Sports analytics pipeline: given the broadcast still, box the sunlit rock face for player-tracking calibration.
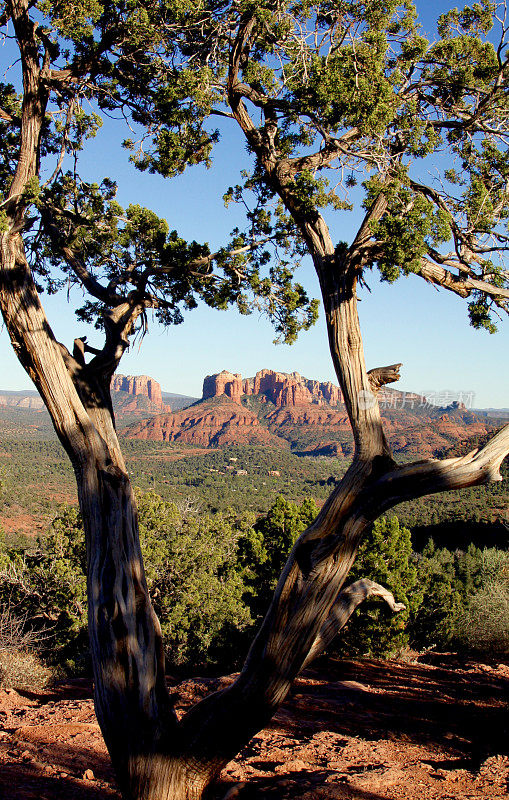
[204,369,343,407]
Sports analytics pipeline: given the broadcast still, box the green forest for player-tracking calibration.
[0,421,507,687]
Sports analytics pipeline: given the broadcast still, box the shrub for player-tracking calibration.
[413,541,509,654]
[0,493,257,672]
[455,581,509,656]
[0,648,53,690]
[338,516,421,657]
[454,548,509,656]
[137,490,254,667]
[243,495,319,618]
[412,539,463,649]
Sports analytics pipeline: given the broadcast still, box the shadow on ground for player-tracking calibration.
[1,654,508,800]
[272,655,509,768]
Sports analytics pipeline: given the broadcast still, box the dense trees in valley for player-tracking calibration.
[2,495,507,685]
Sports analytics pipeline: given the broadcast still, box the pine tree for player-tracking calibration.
[340,517,420,656]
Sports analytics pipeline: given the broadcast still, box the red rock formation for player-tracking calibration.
[112,374,164,407]
[126,396,286,448]
[203,371,244,403]
[319,381,342,406]
[125,370,492,456]
[204,368,344,408]
[277,378,313,407]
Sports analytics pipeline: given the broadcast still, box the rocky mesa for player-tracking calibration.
[125,369,493,457]
[111,374,170,416]
[127,395,285,448]
[203,369,342,407]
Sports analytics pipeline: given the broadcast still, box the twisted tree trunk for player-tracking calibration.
[3,212,509,800]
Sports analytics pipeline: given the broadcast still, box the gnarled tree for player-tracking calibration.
[1,0,509,799]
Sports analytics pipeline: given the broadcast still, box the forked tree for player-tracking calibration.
[1,0,509,798]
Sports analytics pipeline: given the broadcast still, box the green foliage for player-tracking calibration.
[4,0,507,344]
[413,540,509,654]
[411,539,463,648]
[1,0,320,352]
[172,0,509,331]
[245,495,318,617]
[0,507,88,670]
[136,490,254,667]
[339,517,421,657]
[2,476,508,669]
[0,494,258,671]
[371,183,451,281]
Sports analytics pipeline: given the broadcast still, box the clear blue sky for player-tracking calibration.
[1,2,508,407]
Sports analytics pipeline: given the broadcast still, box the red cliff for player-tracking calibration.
[203,371,244,404]
[123,369,491,457]
[111,374,168,413]
[126,396,286,448]
[204,369,343,407]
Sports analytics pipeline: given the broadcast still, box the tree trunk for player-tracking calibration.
[3,211,509,800]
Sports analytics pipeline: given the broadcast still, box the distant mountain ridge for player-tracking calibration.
[0,389,44,410]
[0,368,504,455]
[126,369,497,458]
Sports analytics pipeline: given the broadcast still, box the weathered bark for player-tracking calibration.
[0,229,174,794]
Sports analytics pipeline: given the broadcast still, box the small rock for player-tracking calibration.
[221,782,246,799]
[429,769,446,780]
[83,768,95,781]
[275,758,309,774]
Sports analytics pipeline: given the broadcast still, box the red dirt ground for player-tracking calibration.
[0,654,507,800]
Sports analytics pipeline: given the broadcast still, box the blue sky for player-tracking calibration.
[1,2,508,407]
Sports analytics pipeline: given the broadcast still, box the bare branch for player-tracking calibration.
[368,363,402,394]
[303,578,405,668]
[370,425,509,513]
[415,258,509,308]
[59,244,126,306]
[0,107,14,122]
[278,127,361,180]
[42,98,75,188]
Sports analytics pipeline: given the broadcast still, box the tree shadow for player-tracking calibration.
[211,773,394,799]
[269,656,509,769]
[3,655,508,799]
[0,737,119,800]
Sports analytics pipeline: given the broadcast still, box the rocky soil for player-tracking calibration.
[1,654,508,800]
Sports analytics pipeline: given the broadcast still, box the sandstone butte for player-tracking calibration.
[111,374,170,414]
[125,370,492,457]
[202,369,342,407]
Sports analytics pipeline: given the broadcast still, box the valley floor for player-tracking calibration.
[0,654,508,799]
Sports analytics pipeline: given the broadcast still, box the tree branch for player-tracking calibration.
[60,244,126,307]
[303,578,405,668]
[0,107,15,123]
[368,425,509,514]
[415,257,509,308]
[367,363,402,394]
[277,127,361,180]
